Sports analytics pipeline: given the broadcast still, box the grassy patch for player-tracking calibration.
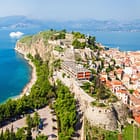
[91,101,107,107]
[20,35,33,46]
[122,124,140,140]
[54,45,64,52]
[39,30,56,45]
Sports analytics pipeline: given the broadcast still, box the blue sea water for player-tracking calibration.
[88,31,140,51]
[0,30,32,103]
[0,27,140,103]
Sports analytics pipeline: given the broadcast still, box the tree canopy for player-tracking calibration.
[54,81,77,140]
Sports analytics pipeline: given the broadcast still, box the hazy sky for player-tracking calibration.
[0,0,139,20]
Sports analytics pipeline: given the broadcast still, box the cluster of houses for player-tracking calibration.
[99,48,140,124]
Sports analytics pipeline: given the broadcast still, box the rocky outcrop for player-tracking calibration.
[15,38,53,62]
[112,101,129,125]
[74,47,94,61]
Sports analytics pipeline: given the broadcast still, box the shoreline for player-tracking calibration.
[20,57,37,97]
[14,48,37,99]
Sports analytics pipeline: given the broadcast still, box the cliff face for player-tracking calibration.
[15,38,53,62]
[15,31,96,64]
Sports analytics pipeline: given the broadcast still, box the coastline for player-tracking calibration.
[14,48,37,99]
[20,57,37,97]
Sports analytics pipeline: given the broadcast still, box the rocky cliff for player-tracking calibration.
[15,33,54,62]
[15,30,97,63]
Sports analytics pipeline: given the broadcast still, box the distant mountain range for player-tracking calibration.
[0,15,42,29]
[0,15,140,32]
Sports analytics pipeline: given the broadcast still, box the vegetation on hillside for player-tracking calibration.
[54,80,77,140]
[54,45,64,52]
[72,39,86,49]
[0,52,77,139]
[72,31,85,39]
[20,35,33,46]
[71,31,99,50]
[81,76,118,103]
[19,29,66,46]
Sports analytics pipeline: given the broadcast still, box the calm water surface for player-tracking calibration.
[0,29,31,103]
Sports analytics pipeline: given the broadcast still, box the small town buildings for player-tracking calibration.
[115,68,123,80]
[133,90,140,99]
[122,74,130,87]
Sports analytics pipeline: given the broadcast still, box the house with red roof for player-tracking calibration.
[111,80,123,93]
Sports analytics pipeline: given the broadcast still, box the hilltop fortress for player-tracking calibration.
[16,30,131,131]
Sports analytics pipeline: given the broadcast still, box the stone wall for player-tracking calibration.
[85,105,118,131]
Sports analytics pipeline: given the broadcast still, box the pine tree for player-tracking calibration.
[4,128,10,140]
[0,129,4,140]
[26,127,32,140]
[10,125,16,140]
[26,114,32,128]
[33,112,40,130]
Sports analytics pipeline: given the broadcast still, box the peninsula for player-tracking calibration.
[0,29,140,140]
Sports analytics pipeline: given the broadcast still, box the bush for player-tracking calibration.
[54,45,64,52]
[62,73,66,78]
[72,32,85,39]
[72,39,86,49]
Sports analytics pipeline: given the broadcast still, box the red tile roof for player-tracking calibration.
[117,89,128,94]
[100,77,106,82]
[112,80,122,86]
[134,116,140,123]
[133,90,140,98]
[130,95,140,106]
[133,106,140,123]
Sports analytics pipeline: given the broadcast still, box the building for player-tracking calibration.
[62,61,91,80]
[115,89,129,104]
[111,80,123,93]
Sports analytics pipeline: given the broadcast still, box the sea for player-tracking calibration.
[0,28,140,103]
[0,28,40,103]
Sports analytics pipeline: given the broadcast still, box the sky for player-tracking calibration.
[0,0,140,21]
